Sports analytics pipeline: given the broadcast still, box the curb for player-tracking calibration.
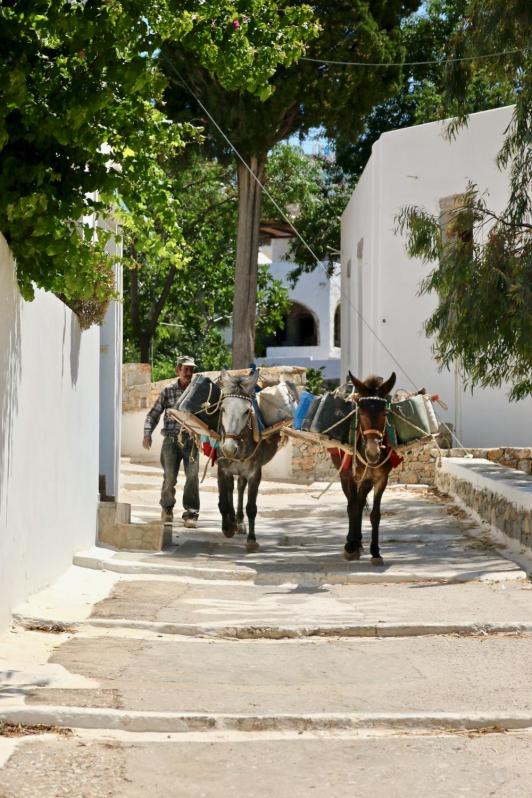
[13,614,532,640]
[2,706,532,734]
[72,553,527,585]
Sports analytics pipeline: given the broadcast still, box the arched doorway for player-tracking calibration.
[257,302,319,354]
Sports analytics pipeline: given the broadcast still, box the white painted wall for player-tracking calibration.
[256,238,341,380]
[0,234,100,631]
[122,410,163,463]
[341,106,532,447]
[99,225,123,500]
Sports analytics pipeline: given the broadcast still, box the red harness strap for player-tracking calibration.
[327,438,403,472]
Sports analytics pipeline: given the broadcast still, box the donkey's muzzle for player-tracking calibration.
[221,437,239,458]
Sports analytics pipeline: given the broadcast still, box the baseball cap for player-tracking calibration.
[176,355,196,368]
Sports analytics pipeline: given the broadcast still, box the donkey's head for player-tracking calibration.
[348,371,396,465]
[219,369,259,458]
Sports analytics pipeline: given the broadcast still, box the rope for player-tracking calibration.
[316,404,359,435]
[300,47,530,68]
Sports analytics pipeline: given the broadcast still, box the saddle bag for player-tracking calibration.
[174,374,221,435]
[309,392,354,444]
[391,394,432,444]
[256,382,298,428]
[294,391,318,431]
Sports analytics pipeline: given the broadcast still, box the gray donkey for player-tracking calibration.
[217,369,281,552]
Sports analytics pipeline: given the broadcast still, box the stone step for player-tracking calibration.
[2,730,531,798]
[15,635,532,716]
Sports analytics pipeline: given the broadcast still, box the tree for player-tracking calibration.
[122,153,291,371]
[261,1,517,291]
[397,0,531,399]
[262,142,354,275]
[335,0,517,177]
[163,0,420,367]
[0,1,314,325]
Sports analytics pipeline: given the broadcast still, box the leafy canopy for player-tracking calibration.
[123,153,291,372]
[397,0,531,399]
[0,0,315,322]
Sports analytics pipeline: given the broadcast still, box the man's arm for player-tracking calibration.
[143,389,167,449]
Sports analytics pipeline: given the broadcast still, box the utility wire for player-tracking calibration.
[161,51,472,449]
[162,53,421,389]
[301,47,529,68]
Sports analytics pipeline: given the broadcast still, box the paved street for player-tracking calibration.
[1,460,532,796]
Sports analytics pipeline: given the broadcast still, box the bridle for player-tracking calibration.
[219,393,254,447]
[354,395,392,474]
[357,395,388,443]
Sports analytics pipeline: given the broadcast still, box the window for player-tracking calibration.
[333,303,341,348]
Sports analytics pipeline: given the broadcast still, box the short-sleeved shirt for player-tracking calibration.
[144,380,187,438]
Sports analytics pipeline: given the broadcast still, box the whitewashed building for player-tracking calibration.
[0,224,123,631]
[255,236,341,381]
[341,105,531,447]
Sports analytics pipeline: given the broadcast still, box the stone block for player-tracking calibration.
[97,501,166,551]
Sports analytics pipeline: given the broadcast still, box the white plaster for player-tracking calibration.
[440,458,532,511]
[122,409,163,462]
[0,234,100,632]
[99,224,123,499]
[255,237,341,380]
[13,564,120,623]
[341,105,532,446]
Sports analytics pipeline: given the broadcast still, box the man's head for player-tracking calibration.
[176,355,196,388]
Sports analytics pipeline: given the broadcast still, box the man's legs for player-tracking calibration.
[160,437,182,518]
[181,441,200,521]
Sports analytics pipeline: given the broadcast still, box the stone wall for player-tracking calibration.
[435,458,532,552]
[288,441,532,486]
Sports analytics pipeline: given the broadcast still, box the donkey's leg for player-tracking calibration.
[217,468,237,537]
[343,476,372,561]
[245,469,261,553]
[369,475,389,565]
[236,476,247,534]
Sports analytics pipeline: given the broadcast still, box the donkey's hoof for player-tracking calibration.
[246,540,260,553]
[222,529,235,538]
[371,556,384,566]
[343,547,361,561]
[237,522,247,535]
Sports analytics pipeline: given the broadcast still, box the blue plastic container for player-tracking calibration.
[294,391,318,430]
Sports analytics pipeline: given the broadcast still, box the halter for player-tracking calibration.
[219,393,255,447]
[357,395,388,440]
[352,394,392,479]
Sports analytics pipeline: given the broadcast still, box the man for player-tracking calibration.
[143,355,200,527]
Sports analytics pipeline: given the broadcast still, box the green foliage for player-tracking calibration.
[397,0,531,400]
[335,0,518,177]
[123,153,290,370]
[304,366,326,395]
[0,1,316,323]
[263,143,354,274]
[397,187,531,401]
[163,1,419,361]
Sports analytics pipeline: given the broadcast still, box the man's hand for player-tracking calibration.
[142,435,152,450]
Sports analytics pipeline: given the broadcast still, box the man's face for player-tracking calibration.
[177,364,194,387]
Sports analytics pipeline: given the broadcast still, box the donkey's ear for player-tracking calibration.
[348,371,368,395]
[219,367,230,389]
[379,372,397,397]
[241,368,260,395]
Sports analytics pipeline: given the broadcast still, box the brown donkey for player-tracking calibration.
[330,372,397,564]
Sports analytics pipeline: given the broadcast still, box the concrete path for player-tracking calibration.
[1,461,532,796]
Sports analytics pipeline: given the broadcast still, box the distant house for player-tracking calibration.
[255,226,341,382]
[341,105,532,447]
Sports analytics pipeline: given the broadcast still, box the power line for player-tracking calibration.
[161,53,424,390]
[301,47,529,68]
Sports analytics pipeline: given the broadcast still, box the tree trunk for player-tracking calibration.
[232,156,266,368]
[139,333,152,364]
